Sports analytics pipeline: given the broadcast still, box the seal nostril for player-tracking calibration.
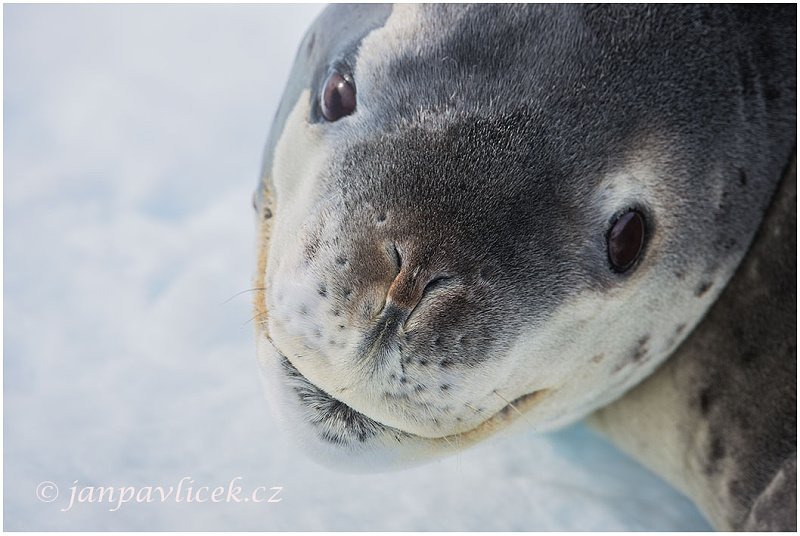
[398,274,454,331]
[421,275,452,297]
[387,242,402,273]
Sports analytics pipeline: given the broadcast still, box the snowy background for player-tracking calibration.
[4,4,712,531]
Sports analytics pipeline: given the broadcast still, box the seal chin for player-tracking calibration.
[255,334,549,472]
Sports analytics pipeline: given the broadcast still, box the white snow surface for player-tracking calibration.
[4,4,712,531]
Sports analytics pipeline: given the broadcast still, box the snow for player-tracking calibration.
[3,4,711,531]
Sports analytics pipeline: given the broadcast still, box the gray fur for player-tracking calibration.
[254,4,796,530]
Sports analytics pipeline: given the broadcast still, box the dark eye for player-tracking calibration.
[607,210,645,273]
[321,72,356,121]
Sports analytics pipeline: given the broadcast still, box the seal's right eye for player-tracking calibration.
[321,72,356,121]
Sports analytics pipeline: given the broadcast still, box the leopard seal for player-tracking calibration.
[252,4,796,530]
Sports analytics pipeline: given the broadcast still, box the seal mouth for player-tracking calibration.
[265,337,549,450]
[276,350,400,445]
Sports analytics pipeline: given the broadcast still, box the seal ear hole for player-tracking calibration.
[607,210,645,273]
[321,71,356,122]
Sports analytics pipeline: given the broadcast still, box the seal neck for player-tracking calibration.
[587,155,797,531]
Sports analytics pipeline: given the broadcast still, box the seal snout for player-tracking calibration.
[355,246,458,364]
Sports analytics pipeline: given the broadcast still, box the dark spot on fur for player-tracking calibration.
[731,325,757,364]
[299,305,309,315]
[632,335,650,362]
[695,280,712,297]
[739,168,748,186]
[704,437,726,475]
[478,266,495,282]
[675,323,687,336]
[419,359,428,366]
[376,212,387,223]
[764,85,781,102]
[728,478,749,502]
[341,288,352,299]
[699,387,714,415]
[263,207,273,219]
[740,349,758,365]
[439,358,453,369]
[440,384,450,391]
[317,284,327,298]
[591,354,605,364]
[303,235,321,262]
[305,31,316,54]
[335,256,347,266]
[332,309,341,317]
[433,337,442,347]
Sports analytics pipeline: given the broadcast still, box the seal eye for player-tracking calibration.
[321,72,356,121]
[608,210,645,272]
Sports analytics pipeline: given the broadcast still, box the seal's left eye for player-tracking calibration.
[607,210,645,273]
[321,72,356,121]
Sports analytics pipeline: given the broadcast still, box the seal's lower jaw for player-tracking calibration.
[255,333,548,472]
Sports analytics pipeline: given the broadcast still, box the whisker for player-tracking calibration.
[493,390,540,435]
[464,402,485,417]
[243,309,269,328]
[221,287,267,306]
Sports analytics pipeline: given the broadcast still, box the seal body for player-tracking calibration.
[253,4,796,528]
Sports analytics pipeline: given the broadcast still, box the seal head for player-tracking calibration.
[253,4,796,469]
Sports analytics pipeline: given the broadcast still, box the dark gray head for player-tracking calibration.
[253,4,796,468]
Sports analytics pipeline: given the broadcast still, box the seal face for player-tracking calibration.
[253,4,796,469]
